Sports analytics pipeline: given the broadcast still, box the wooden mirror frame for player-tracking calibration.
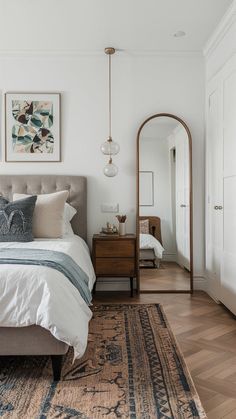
[136,113,193,294]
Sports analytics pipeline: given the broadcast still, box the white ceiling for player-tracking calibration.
[0,0,233,52]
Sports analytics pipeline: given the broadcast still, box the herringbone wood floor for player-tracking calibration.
[140,262,190,291]
[94,291,236,418]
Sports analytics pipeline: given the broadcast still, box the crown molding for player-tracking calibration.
[0,49,103,58]
[123,49,202,58]
[0,49,203,59]
[204,0,236,58]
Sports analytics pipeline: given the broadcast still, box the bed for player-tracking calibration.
[139,216,164,268]
[0,175,95,380]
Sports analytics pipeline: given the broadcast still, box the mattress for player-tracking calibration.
[140,233,165,259]
[0,235,96,359]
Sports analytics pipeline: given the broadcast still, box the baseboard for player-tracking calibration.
[193,276,207,291]
[203,276,221,303]
[96,278,137,292]
[205,288,220,304]
[96,276,207,292]
[163,253,177,262]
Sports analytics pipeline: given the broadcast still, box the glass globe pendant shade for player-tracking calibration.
[102,47,120,176]
[101,137,120,156]
[103,158,118,177]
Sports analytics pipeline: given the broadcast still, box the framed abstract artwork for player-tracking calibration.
[5,92,61,162]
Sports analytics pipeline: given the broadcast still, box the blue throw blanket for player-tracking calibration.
[0,248,92,305]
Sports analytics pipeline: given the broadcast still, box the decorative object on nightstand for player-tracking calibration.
[101,222,118,235]
[116,214,127,236]
[92,234,137,297]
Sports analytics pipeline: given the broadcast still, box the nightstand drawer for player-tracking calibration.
[95,240,135,258]
[96,258,135,276]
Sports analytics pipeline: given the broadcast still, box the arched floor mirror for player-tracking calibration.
[136,113,193,293]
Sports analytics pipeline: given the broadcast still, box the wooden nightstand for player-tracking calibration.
[92,234,137,297]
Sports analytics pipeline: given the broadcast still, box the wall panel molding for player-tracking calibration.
[204,1,236,59]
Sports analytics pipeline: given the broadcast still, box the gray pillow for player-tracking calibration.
[0,195,37,242]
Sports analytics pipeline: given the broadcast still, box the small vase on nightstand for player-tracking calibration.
[119,222,126,236]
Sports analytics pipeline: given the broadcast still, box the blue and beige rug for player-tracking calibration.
[0,304,206,418]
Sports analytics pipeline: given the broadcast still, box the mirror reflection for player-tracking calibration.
[139,115,191,292]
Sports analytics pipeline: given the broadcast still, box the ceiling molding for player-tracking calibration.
[0,49,203,59]
[125,50,203,58]
[204,0,236,58]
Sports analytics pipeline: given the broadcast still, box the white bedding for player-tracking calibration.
[0,235,96,359]
[140,233,165,259]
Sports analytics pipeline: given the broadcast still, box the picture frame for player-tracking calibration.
[5,92,61,162]
[139,171,154,206]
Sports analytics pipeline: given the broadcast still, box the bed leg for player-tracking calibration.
[130,277,134,297]
[92,279,97,295]
[51,355,63,381]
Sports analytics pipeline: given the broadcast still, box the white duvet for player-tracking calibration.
[140,233,165,259]
[0,235,96,359]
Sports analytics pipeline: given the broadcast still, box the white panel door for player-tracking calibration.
[205,88,223,299]
[175,127,190,270]
[221,177,236,314]
[223,71,236,178]
[221,70,236,315]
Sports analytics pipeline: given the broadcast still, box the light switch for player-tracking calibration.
[101,203,119,213]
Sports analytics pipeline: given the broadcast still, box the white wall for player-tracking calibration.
[0,52,205,280]
[140,137,177,259]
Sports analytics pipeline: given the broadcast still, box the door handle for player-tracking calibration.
[180,204,187,208]
[214,206,223,210]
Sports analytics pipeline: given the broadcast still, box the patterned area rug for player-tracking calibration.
[0,304,206,418]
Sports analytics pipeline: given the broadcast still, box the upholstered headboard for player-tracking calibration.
[0,175,87,241]
[139,216,162,245]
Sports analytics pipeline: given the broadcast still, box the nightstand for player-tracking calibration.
[92,234,137,297]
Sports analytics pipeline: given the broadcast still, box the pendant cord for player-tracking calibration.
[109,53,112,139]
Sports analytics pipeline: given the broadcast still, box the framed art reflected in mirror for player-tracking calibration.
[140,171,154,206]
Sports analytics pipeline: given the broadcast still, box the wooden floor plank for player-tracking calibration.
[222,407,236,419]
[140,262,190,291]
[207,399,236,419]
[94,290,236,417]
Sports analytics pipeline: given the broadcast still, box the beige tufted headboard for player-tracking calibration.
[0,175,87,241]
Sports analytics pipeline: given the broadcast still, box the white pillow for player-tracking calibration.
[63,203,77,236]
[13,191,69,238]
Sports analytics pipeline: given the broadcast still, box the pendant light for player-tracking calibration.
[101,47,120,177]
